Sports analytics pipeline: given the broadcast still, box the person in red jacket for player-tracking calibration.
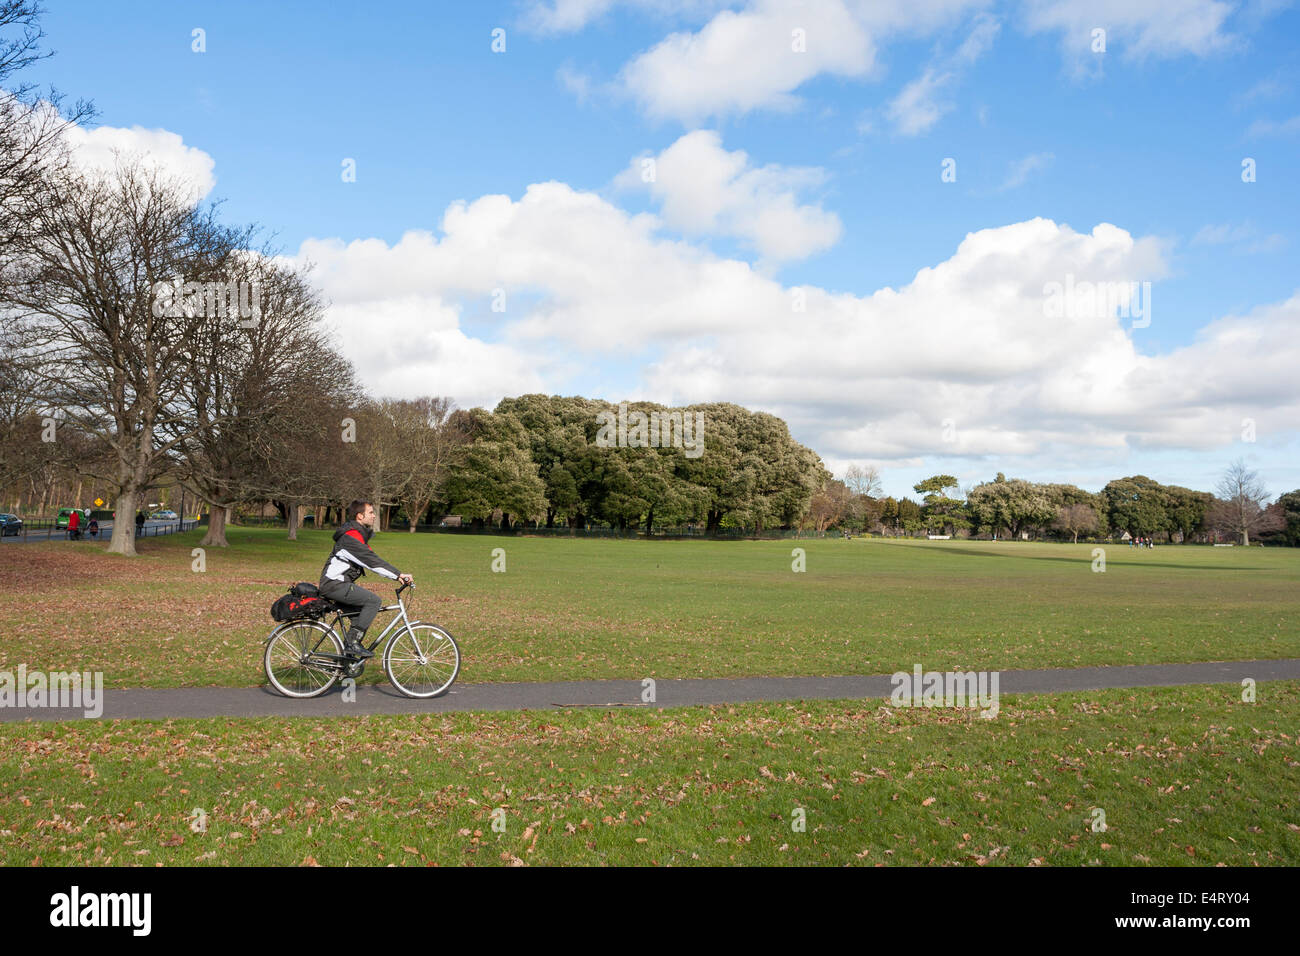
[67,508,80,539]
[319,500,413,659]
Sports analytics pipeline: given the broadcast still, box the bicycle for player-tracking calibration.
[263,582,460,700]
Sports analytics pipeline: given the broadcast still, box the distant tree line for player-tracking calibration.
[810,464,1297,546]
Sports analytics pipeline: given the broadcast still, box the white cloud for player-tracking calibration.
[520,0,729,34]
[288,175,1300,469]
[1246,114,1300,136]
[543,0,1284,123]
[612,0,989,124]
[322,295,549,409]
[614,130,842,265]
[1021,0,1239,61]
[954,11,1001,63]
[885,13,998,136]
[1235,74,1288,108]
[64,122,217,199]
[887,69,955,136]
[522,0,621,32]
[998,151,1054,190]
[1191,222,1285,253]
[619,0,879,124]
[556,62,594,104]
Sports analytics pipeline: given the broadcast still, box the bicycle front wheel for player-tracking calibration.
[384,623,460,698]
[264,620,344,698]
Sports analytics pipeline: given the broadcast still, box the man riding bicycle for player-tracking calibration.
[320,500,414,659]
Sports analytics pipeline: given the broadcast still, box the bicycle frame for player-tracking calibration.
[321,582,423,657]
[328,594,412,653]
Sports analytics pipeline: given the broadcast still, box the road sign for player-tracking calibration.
[94,497,104,507]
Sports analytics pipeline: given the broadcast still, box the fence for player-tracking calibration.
[0,518,200,543]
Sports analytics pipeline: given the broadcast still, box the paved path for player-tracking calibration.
[3,658,1297,722]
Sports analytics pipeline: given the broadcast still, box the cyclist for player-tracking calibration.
[319,499,414,659]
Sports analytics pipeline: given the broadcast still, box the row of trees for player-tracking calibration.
[807,466,1298,546]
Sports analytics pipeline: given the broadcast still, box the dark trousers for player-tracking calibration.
[319,580,383,632]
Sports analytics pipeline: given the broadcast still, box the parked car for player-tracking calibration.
[0,513,22,536]
[56,508,78,529]
[150,510,179,520]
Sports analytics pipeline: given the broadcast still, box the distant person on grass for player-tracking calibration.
[319,500,414,659]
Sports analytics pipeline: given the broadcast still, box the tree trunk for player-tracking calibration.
[108,488,138,556]
[201,504,229,547]
[287,503,299,540]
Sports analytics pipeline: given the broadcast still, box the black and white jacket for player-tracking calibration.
[320,521,402,586]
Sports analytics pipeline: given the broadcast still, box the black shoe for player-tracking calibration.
[344,631,374,660]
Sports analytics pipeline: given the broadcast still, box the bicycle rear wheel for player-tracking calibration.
[264,620,344,698]
[384,623,460,698]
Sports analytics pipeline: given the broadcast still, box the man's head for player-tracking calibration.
[347,499,376,528]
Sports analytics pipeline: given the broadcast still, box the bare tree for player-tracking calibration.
[842,462,883,530]
[383,396,467,531]
[176,254,356,545]
[4,160,254,554]
[1209,459,1284,546]
[0,2,94,259]
[262,354,364,541]
[843,463,882,498]
[1052,502,1098,544]
[0,1,94,499]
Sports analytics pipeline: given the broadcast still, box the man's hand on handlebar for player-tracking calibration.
[398,573,414,586]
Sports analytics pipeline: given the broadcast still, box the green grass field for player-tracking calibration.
[0,528,1296,687]
[2,529,1296,866]
[2,682,1297,866]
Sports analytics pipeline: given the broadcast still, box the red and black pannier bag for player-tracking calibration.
[270,582,332,622]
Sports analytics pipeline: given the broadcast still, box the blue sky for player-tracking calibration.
[23,0,1300,499]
